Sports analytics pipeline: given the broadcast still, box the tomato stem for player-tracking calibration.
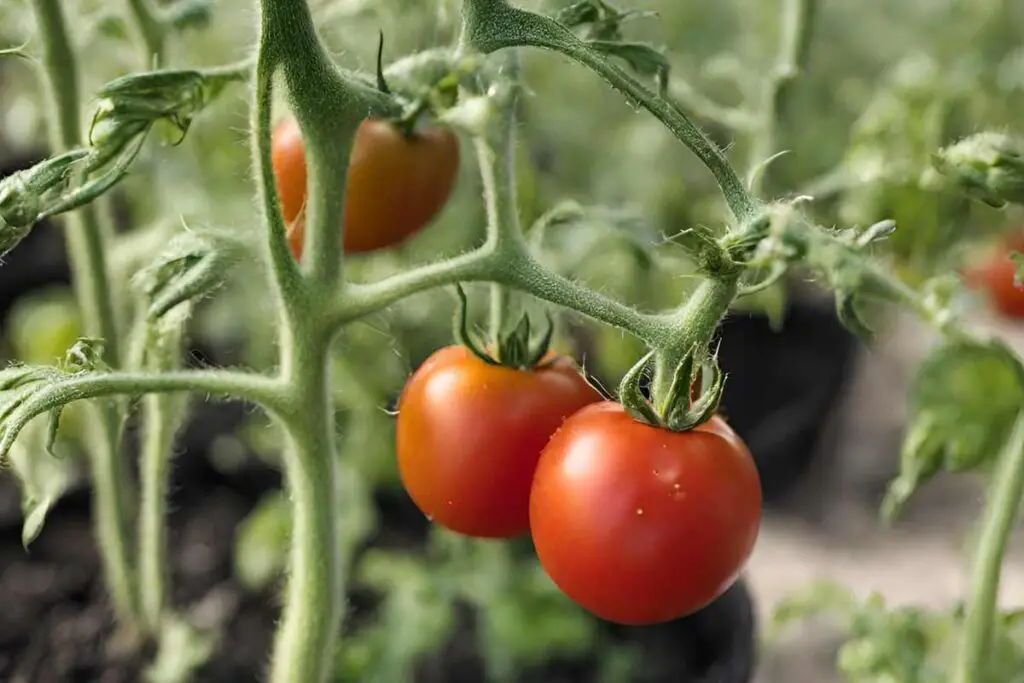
[953,411,1024,683]
[747,0,819,197]
[28,0,139,633]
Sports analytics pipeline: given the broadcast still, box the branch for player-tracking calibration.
[0,369,284,460]
[459,0,759,223]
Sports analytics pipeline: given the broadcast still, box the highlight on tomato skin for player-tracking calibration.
[394,345,603,539]
[270,117,460,259]
[529,401,762,626]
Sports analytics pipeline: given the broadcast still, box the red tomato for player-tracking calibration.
[529,402,762,625]
[965,250,1024,319]
[271,117,460,258]
[396,345,602,539]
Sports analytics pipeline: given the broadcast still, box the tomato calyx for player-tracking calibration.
[373,32,462,139]
[453,284,555,370]
[617,346,725,431]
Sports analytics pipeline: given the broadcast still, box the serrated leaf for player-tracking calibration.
[884,340,1024,521]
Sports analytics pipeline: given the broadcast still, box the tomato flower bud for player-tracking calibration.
[933,131,1024,208]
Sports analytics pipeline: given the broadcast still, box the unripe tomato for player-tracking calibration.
[395,345,602,539]
[529,402,762,625]
[271,117,460,257]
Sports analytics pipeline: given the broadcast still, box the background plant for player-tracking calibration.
[0,0,1023,682]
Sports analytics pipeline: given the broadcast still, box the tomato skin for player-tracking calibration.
[271,118,460,258]
[966,251,1024,319]
[529,402,762,625]
[396,345,602,539]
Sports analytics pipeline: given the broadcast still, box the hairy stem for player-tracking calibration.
[269,324,340,683]
[459,0,758,223]
[137,389,188,631]
[29,0,135,628]
[952,412,1024,683]
[748,0,819,196]
[251,39,305,317]
[649,276,739,409]
[123,0,167,66]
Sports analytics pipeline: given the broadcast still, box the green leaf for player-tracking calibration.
[883,339,1024,522]
[146,615,217,683]
[7,418,79,548]
[233,490,291,592]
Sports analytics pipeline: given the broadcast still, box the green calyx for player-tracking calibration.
[374,33,482,138]
[452,284,554,371]
[617,346,725,432]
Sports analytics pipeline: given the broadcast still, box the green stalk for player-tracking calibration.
[650,276,739,410]
[748,0,819,197]
[123,0,167,66]
[952,411,1024,683]
[29,0,137,629]
[137,346,189,632]
[268,323,340,683]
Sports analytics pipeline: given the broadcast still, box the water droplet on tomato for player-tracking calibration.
[446,500,453,506]
[636,508,644,516]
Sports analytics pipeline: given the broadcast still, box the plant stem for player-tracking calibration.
[136,317,190,633]
[952,411,1024,683]
[269,324,340,683]
[459,0,759,223]
[649,276,739,409]
[138,389,188,631]
[489,284,511,339]
[123,0,167,66]
[748,0,819,197]
[29,0,137,629]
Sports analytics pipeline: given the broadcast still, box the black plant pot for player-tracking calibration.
[599,577,757,683]
[715,300,861,506]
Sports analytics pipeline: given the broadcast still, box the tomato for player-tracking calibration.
[529,402,762,625]
[271,117,460,258]
[396,345,602,539]
[965,250,1024,319]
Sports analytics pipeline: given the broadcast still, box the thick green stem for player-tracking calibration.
[269,324,340,683]
[489,284,511,339]
[123,0,167,66]
[748,0,819,197]
[649,276,739,409]
[952,411,1024,683]
[137,390,188,631]
[29,0,136,628]
[257,0,394,290]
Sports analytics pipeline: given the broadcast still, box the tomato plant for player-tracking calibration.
[529,402,762,625]
[395,344,601,538]
[271,117,460,258]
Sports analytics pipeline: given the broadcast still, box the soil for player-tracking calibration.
[0,401,756,683]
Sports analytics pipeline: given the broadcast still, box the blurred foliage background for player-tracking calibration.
[0,0,1023,680]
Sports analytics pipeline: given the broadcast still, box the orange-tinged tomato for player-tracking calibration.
[965,248,1024,319]
[271,117,460,258]
[395,345,602,539]
[529,402,762,625]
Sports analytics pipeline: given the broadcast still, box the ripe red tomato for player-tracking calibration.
[396,345,602,539]
[965,250,1024,319]
[529,402,762,625]
[271,117,459,258]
